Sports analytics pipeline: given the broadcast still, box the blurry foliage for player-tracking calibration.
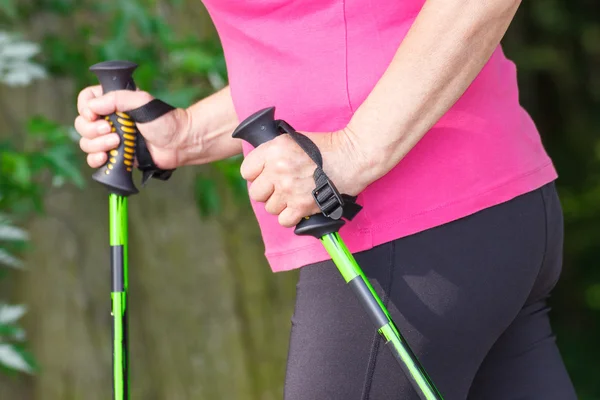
[0,31,46,86]
[0,10,84,375]
[0,0,239,377]
[503,2,600,398]
[0,114,83,376]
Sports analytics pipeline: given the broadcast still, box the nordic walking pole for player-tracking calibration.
[89,60,140,400]
[232,107,443,400]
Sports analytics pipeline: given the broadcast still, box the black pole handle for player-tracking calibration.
[89,60,140,196]
[232,107,345,237]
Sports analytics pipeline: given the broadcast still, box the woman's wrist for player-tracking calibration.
[173,86,242,167]
[171,106,203,167]
[306,129,374,197]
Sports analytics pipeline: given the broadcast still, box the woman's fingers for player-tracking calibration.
[265,192,287,215]
[278,207,302,228]
[86,152,108,169]
[80,133,120,168]
[79,134,120,154]
[248,174,275,203]
[77,85,103,121]
[74,115,113,139]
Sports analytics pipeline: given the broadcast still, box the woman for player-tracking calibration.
[74,0,578,398]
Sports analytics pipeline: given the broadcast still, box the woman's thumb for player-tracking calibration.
[87,90,154,117]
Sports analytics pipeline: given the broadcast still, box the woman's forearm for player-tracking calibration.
[345,0,522,187]
[180,85,242,166]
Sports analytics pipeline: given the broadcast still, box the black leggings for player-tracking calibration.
[283,182,578,399]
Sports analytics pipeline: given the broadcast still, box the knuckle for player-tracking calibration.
[77,88,91,104]
[248,184,258,200]
[79,137,89,152]
[273,158,289,173]
[265,202,277,215]
[104,91,115,102]
[239,158,255,181]
[278,213,290,227]
[249,182,265,202]
[240,164,249,180]
[133,91,153,107]
[301,195,316,209]
[280,211,299,228]
[74,116,83,133]
[280,176,294,192]
[139,91,153,101]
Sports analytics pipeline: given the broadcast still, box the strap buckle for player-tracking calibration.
[136,135,175,185]
[312,177,345,220]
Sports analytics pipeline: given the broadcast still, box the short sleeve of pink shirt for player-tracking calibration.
[201,0,558,272]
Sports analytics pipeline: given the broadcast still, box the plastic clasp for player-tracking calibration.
[312,179,345,220]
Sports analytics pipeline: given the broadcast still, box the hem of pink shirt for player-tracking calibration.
[264,161,559,273]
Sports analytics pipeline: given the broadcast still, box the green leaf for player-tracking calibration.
[0,304,27,325]
[121,1,153,37]
[152,87,202,109]
[2,153,31,187]
[585,283,600,311]
[194,175,221,217]
[0,323,25,341]
[42,146,85,189]
[0,248,23,269]
[0,0,17,19]
[214,157,248,204]
[0,213,12,225]
[26,116,61,139]
[0,344,33,374]
[0,224,29,242]
[44,0,74,14]
[169,48,220,74]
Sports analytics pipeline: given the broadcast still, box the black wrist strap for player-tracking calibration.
[276,120,362,221]
[125,99,177,185]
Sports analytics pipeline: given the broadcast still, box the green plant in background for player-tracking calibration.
[0,30,45,377]
[0,26,84,376]
[0,116,85,375]
[0,0,239,379]
[0,214,35,376]
[0,116,84,377]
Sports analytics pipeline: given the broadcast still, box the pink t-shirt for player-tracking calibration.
[202,0,558,272]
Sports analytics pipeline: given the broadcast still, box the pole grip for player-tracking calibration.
[232,107,345,236]
[89,60,140,196]
[231,107,280,147]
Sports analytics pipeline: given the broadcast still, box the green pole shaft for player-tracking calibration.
[321,233,443,400]
[110,194,129,400]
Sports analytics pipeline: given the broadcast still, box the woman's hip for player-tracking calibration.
[285,181,565,399]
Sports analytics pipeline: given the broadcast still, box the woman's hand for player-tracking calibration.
[240,129,368,227]
[74,86,195,170]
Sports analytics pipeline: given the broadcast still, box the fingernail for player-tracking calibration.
[98,124,110,134]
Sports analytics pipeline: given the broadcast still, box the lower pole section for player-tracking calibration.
[110,194,129,400]
[112,292,128,399]
[320,233,443,400]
